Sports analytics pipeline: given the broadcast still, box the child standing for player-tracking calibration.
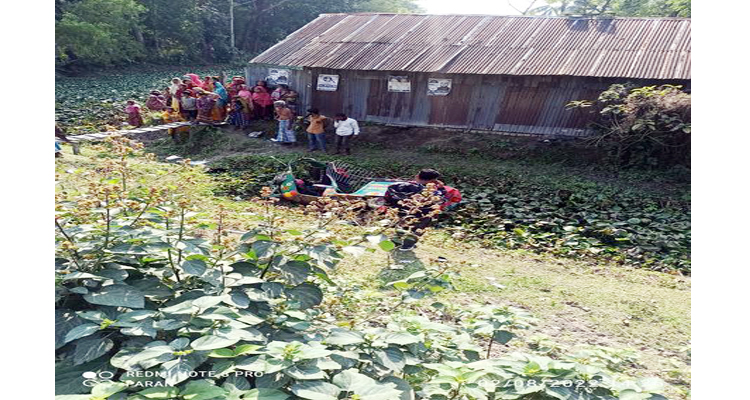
[125,100,144,127]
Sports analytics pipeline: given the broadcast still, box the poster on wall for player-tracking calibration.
[266,68,290,85]
[316,74,339,91]
[427,78,452,96]
[387,76,411,92]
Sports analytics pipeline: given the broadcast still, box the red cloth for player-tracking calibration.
[440,185,462,210]
[252,90,273,107]
[185,73,205,89]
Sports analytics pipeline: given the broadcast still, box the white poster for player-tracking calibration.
[387,76,411,92]
[427,78,452,96]
[316,74,339,91]
[267,68,290,85]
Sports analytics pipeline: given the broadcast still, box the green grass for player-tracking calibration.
[56,129,691,399]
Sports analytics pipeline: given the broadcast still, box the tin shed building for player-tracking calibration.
[246,13,691,136]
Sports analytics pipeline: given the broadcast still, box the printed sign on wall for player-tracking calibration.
[427,78,452,96]
[316,74,339,91]
[266,68,290,85]
[387,76,411,92]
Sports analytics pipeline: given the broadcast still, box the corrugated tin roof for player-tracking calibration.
[250,13,690,80]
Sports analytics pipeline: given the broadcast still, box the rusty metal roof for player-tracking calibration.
[250,13,690,80]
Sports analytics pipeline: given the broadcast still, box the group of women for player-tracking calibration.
[127,73,299,130]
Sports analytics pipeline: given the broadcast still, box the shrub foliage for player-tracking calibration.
[56,138,669,399]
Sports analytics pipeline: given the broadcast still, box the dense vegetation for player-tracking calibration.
[206,150,690,274]
[55,0,689,72]
[568,84,691,170]
[518,0,690,17]
[55,138,673,399]
[55,0,423,71]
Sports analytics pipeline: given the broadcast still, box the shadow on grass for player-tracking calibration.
[377,250,426,288]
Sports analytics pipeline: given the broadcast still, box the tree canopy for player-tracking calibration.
[55,0,423,70]
[55,0,689,71]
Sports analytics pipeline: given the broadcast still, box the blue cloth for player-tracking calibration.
[276,120,296,143]
[307,133,326,151]
[214,82,229,106]
[55,141,62,153]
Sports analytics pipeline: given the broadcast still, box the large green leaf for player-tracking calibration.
[161,355,199,386]
[277,261,311,285]
[286,283,323,309]
[55,358,114,395]
[136,386,180,399]
[72,334,114,365]
[383,332,421,345]
[191,335,240,351]
[290,380,341,400]
[243,388,290,400]
[332,369,403,400]
[182,259,208,276]
[180,379,228,400]
[91,381,127,398]
[83,284,145,308]
[373,347,406,372]
[63,323,100,345]
[56,309,84,349]
[325,328,365,346]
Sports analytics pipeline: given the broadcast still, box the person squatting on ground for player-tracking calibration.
[333,113,360,155]
[384,169,462,250]
[305,108,327,152]
[125,100,144,127]
[273,100,296,145]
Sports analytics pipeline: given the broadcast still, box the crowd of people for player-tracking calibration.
[126,73,361,154]
[127,73,299,128]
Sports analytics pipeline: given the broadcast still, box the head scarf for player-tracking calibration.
[214,81,229,105]
[238,85,252,102]
[184,73,205,89]
[145,95,167,111]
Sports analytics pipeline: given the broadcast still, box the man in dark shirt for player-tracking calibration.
[384,169,449,250]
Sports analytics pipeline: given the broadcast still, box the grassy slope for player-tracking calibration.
[55,135,691,399]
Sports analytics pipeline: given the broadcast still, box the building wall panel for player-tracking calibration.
[248,64,687,137]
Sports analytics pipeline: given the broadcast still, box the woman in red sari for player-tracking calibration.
[125,101,144,127]
[251,86,273,120]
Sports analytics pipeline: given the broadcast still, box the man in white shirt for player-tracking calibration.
[333,113,360,155]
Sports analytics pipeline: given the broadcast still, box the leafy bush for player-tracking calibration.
[207,153,690,273]
[568,84,691,170]
[56,139,669,399]
[56,0,147,67]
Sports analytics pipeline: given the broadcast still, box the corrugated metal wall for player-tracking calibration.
[248,63,688,136]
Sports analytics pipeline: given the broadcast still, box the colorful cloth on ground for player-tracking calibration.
[351,181,403,197]
[441,185,462,210]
